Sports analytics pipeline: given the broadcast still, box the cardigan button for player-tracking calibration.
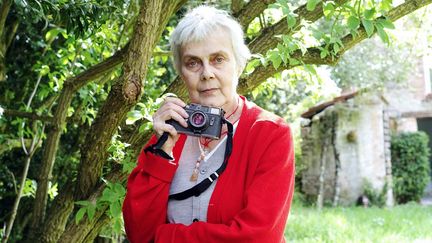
[193,218,199,223]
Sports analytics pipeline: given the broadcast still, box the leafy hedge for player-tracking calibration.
[391,132,431,204]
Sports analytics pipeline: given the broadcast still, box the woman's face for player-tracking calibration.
[180,29,238,111]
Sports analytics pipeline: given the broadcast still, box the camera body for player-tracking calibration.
[167,103,225,139]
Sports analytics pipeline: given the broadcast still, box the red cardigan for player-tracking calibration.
[122,97,295,243]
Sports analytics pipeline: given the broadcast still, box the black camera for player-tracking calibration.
[167,103,225,139]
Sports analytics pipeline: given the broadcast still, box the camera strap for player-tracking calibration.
[169,118,233,200]
[144,132,175,160]
[143,119,234,200]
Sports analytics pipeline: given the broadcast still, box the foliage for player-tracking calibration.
[75,181,126,234]
[285,203,432,242]
[262,0,396,70]
[0,1,134,240]
[362,180,387,207]
[391,132,431,204]
[330,36,417,90]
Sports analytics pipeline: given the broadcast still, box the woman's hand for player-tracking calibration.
[152,97,189,155]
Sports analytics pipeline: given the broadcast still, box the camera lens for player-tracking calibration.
[189,111,207,128]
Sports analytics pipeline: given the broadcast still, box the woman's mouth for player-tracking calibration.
[201,88,218,94]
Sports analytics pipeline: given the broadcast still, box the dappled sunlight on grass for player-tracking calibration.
[285,203,432,242]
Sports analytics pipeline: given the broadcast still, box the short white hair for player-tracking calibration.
[170,5,251,77]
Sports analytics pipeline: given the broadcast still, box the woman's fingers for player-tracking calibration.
[167,109,188,127]
[153,97,189,137]
[154,105,188,126]
[163,96,186,108]
[154,122,178,137]
[162,102,189,120]
[151,97,188,154]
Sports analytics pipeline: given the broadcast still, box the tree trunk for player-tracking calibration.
[29,45,128,234]
[0,0,14,81]
[29,86,75,237]
[317,139,328,210]
[27,1,186,242]
[35,183,75,243]
[383,110,394,207]
[332,115,341,207]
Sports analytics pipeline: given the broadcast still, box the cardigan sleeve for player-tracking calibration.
[122,135,180,243]
[153,124,295,243]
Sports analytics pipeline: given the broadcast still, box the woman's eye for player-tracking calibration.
[187,60,198,67]
[215,57,224,63]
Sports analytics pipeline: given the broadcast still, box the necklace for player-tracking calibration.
[199,97,241,148]
[190,139,208,181]
[190,97,241,182]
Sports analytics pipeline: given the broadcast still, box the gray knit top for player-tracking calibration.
[167,122,238,225]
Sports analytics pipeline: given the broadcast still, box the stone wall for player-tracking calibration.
[301,94,387,205]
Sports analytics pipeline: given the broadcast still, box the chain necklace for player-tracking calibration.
[190,97,241,182]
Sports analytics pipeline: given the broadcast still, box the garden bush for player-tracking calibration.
[391,132,431,204]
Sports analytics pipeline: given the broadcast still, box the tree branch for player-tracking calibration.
[32,2,188,242]
[67,44,128,90]
[0,0,12,38]
[30,42,128,233]
[59,166,127,242]
[339,0,432,55]
[5,19,18,49]
[0,138,39,156]
[239,0,432,94]
[231,0,244,15]
[75,0,165,201]
[234,0,275,28]
[3,109,54,123]
[248,0,349,54]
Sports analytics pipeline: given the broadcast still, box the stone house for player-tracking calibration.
[300,56,432,206]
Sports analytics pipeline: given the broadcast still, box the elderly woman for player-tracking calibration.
[122,5,294,243]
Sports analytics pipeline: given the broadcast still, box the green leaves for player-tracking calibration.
[391,132,431,204]
[323,2,335,18]
[126,110,144,125]
[375,18,395,43]
[361,19,374,37]
[361,8,377,37]
[108,134,130,163]
[22,179,37,198]
[287,14,297,29]
[75,200,97,224]
[126,101,157,125]
[269,0,298,29]
[307,0,321,11]
[75,181,126,233]
[347,16,360,30]
[265,35,308,70]
[244,54,267,75]
[268,50,283,70]
[360,17,395,43]
[364,8,376,20]
[98,182,126,234]
[377,18,395,29]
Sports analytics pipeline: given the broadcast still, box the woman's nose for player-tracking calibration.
[200,63,215,81]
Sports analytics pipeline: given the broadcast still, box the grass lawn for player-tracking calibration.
[285,203,432,242]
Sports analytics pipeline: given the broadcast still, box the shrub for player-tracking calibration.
[362,180,387,207]
[391,132,431,204]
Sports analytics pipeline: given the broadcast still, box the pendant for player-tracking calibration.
[190,169,198,181]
